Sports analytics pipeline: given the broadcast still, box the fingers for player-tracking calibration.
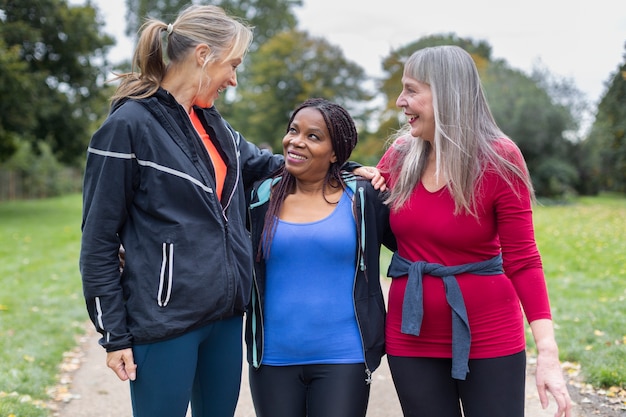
[106,348,137,381]
[551,386,572,417]
[371,175,387,192]
[536,375,573,417]
[536,384,549,409]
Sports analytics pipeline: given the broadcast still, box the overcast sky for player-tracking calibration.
[88,0,625,107]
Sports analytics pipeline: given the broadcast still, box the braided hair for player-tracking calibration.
[258,98,358,260]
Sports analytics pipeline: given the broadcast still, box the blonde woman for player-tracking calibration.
[79,5,282,416]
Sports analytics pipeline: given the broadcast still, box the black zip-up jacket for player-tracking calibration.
[245,174,397,376]
[79,88,283,351]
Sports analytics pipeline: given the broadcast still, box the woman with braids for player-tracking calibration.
[78,5,285,417]
[377,46,572,416]
[246,98,396,417]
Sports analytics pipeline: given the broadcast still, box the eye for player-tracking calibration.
[308,134,320,141]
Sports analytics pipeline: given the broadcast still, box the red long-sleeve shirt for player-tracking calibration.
[379,140,552,359]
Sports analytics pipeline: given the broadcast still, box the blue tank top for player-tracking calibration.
[262,190,364,365]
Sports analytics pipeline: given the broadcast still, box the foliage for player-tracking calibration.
[482,60,580,197]
[0,38,32,160]
[0,141,82,199]
[215,0,302,51]
[531,157,579,198]
[584,42,626,193]
[227,30,372,151]
[0,194,85,416]
[0,0,115,165]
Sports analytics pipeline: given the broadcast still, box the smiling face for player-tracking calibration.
[282,107,337,182]
[396,76,435,142]
[194,55,242,108]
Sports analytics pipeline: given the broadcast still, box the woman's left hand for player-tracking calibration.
[535,350,572,417]
[354,166,387,192]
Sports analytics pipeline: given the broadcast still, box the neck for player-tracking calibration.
[293,177,341,197]
[161,67,197,113]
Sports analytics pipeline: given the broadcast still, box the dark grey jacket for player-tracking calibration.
[245,174,396,376]
[80,88,282,351]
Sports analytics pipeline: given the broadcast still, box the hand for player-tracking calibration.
[353,166,387,192]
[535,351,572,417]
[106,348,137,381]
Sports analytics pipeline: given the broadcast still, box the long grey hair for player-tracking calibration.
[382,45,534,216]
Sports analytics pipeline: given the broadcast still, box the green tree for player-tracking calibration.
[0,38,32,160]
[585,42,626,193]
[482,60,579,197]
[125,0,190,38]
[0,0,114,164]
[228,29,372,151]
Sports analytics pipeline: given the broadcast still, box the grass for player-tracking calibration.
[531,195,626,388]
[0,193,624,416]
[0,194,86,417]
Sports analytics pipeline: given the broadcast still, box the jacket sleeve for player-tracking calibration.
[367,182,397,253]
[79,109,137,351]
[230,127,284,190]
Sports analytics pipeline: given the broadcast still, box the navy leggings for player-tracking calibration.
[249,363,371,417]
[129,315,243,417]
[388,350,526,417]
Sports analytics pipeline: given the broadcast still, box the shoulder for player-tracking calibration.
[491,137,526,166]
[250,176,281,207]
[343,174,388,205]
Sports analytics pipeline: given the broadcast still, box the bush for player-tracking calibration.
[0,141,82,200]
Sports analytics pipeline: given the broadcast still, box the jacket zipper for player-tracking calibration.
[353,185,373,384]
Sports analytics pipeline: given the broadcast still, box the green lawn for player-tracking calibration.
[0,194,86,417]
[0,193,624,416]
[531,195,626,388]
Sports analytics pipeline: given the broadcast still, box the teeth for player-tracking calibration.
[288,152,306,160]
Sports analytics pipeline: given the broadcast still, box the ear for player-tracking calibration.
[195,44,212,66]
[330,151,337,164]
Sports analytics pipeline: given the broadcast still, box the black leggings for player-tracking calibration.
[388,350,526,417]
[249,363,370,417]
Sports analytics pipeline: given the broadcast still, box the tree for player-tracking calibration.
[584,42,626,193]
[0,0,115,164]
[227,29,372,151]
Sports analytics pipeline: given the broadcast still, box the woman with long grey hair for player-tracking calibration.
[377,45,572,417]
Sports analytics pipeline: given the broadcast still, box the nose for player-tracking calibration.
[289,133,304,147]
[229,72,238,87]
[396,93,406,108]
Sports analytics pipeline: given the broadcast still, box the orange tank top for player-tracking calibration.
[189,108,227,200]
